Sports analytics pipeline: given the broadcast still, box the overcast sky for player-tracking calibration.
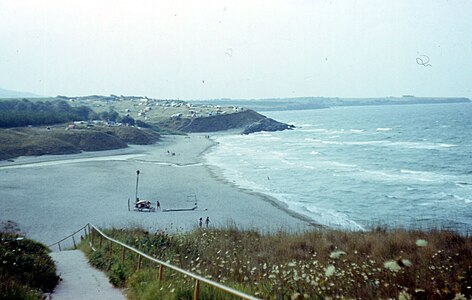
[1,0,471,99]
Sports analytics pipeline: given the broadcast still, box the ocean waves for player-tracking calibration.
[303,137,458,150]
[205,103,472,233]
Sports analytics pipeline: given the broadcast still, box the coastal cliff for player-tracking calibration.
[174,109,294,134]
[0,96,295,161]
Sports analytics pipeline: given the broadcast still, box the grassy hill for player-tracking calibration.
[0,95,292,160]
[0,126,159,161]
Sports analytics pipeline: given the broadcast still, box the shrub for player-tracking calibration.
[0,232,59,299]
[109,262,127,287]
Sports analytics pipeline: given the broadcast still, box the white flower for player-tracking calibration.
[325,265,335,277]
[452,293,468,300]
[401,258,412,267]
[329,250,346,259]
[384,260,401,272]
[416,239,428,247]
[398,290,412,300]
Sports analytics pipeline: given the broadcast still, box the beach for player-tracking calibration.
[0,134,313,246]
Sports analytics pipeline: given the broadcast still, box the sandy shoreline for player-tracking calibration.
[0,133,313,247]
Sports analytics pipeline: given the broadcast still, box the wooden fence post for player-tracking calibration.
[109,240,113,256]
[121,246,126,263]
[58,242,61,251]
[137,254,142,271]
[91,228,94,245]
[159,264,164,281]
[193,279,200,300]
[99,235,103,248]
[72,236,77,249]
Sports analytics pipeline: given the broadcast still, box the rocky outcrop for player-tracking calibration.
[242,117,295,134]
[177,109,294,134]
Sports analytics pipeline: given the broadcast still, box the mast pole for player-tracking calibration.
[135,170,140,203]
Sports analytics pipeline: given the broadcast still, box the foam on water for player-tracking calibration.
[376,127,393,131]
[205,103,472,233]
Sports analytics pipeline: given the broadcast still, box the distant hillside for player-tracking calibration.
[0,126,159,161]
[190,96,471,111]
[43,95,295,135]
[0,87,42,98]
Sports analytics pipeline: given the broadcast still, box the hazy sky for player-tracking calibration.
[1,0,471,99]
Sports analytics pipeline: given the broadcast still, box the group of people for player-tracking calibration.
[199,216,210,228]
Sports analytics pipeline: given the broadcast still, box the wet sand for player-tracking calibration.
[0,134,313,246]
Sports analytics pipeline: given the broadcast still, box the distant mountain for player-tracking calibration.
[0,87,43,98]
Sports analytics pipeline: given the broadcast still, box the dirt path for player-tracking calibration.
[50,250,126,300]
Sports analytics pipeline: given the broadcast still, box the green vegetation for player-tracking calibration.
[0,126,159,161]
[79,226,472,299]
[0,221,59,299]
[0,99,95,128]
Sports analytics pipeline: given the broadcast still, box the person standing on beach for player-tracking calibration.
[199,217,203,228]
[205,216,210,228]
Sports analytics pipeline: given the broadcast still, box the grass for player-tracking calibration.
[0,125,159,160]
[0,221,59,299]
[79,226,472,299]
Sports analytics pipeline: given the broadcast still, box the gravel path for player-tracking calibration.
[50,250,126,300]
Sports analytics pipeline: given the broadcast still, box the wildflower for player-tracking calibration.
[415,239,428,247]
[453,293,468,300]
[400,258,412,267]
[329,250,346,259]
[398,290,412,300]
[384,260,401,272]
[325,265,335,277]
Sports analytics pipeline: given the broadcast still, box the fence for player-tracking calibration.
[49,223,260,300]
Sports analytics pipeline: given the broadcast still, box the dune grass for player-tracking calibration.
[79,226,472,299]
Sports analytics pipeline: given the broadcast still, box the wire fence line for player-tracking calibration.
[48,223,260,300]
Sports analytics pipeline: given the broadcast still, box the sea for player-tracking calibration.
[205,103,472,233]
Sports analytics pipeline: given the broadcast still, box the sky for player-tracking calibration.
[1,0,471,99]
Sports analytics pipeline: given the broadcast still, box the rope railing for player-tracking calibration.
[49,223,260,300]
[48,224,88,251]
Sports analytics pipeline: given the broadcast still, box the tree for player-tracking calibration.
[119,115,135,126]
